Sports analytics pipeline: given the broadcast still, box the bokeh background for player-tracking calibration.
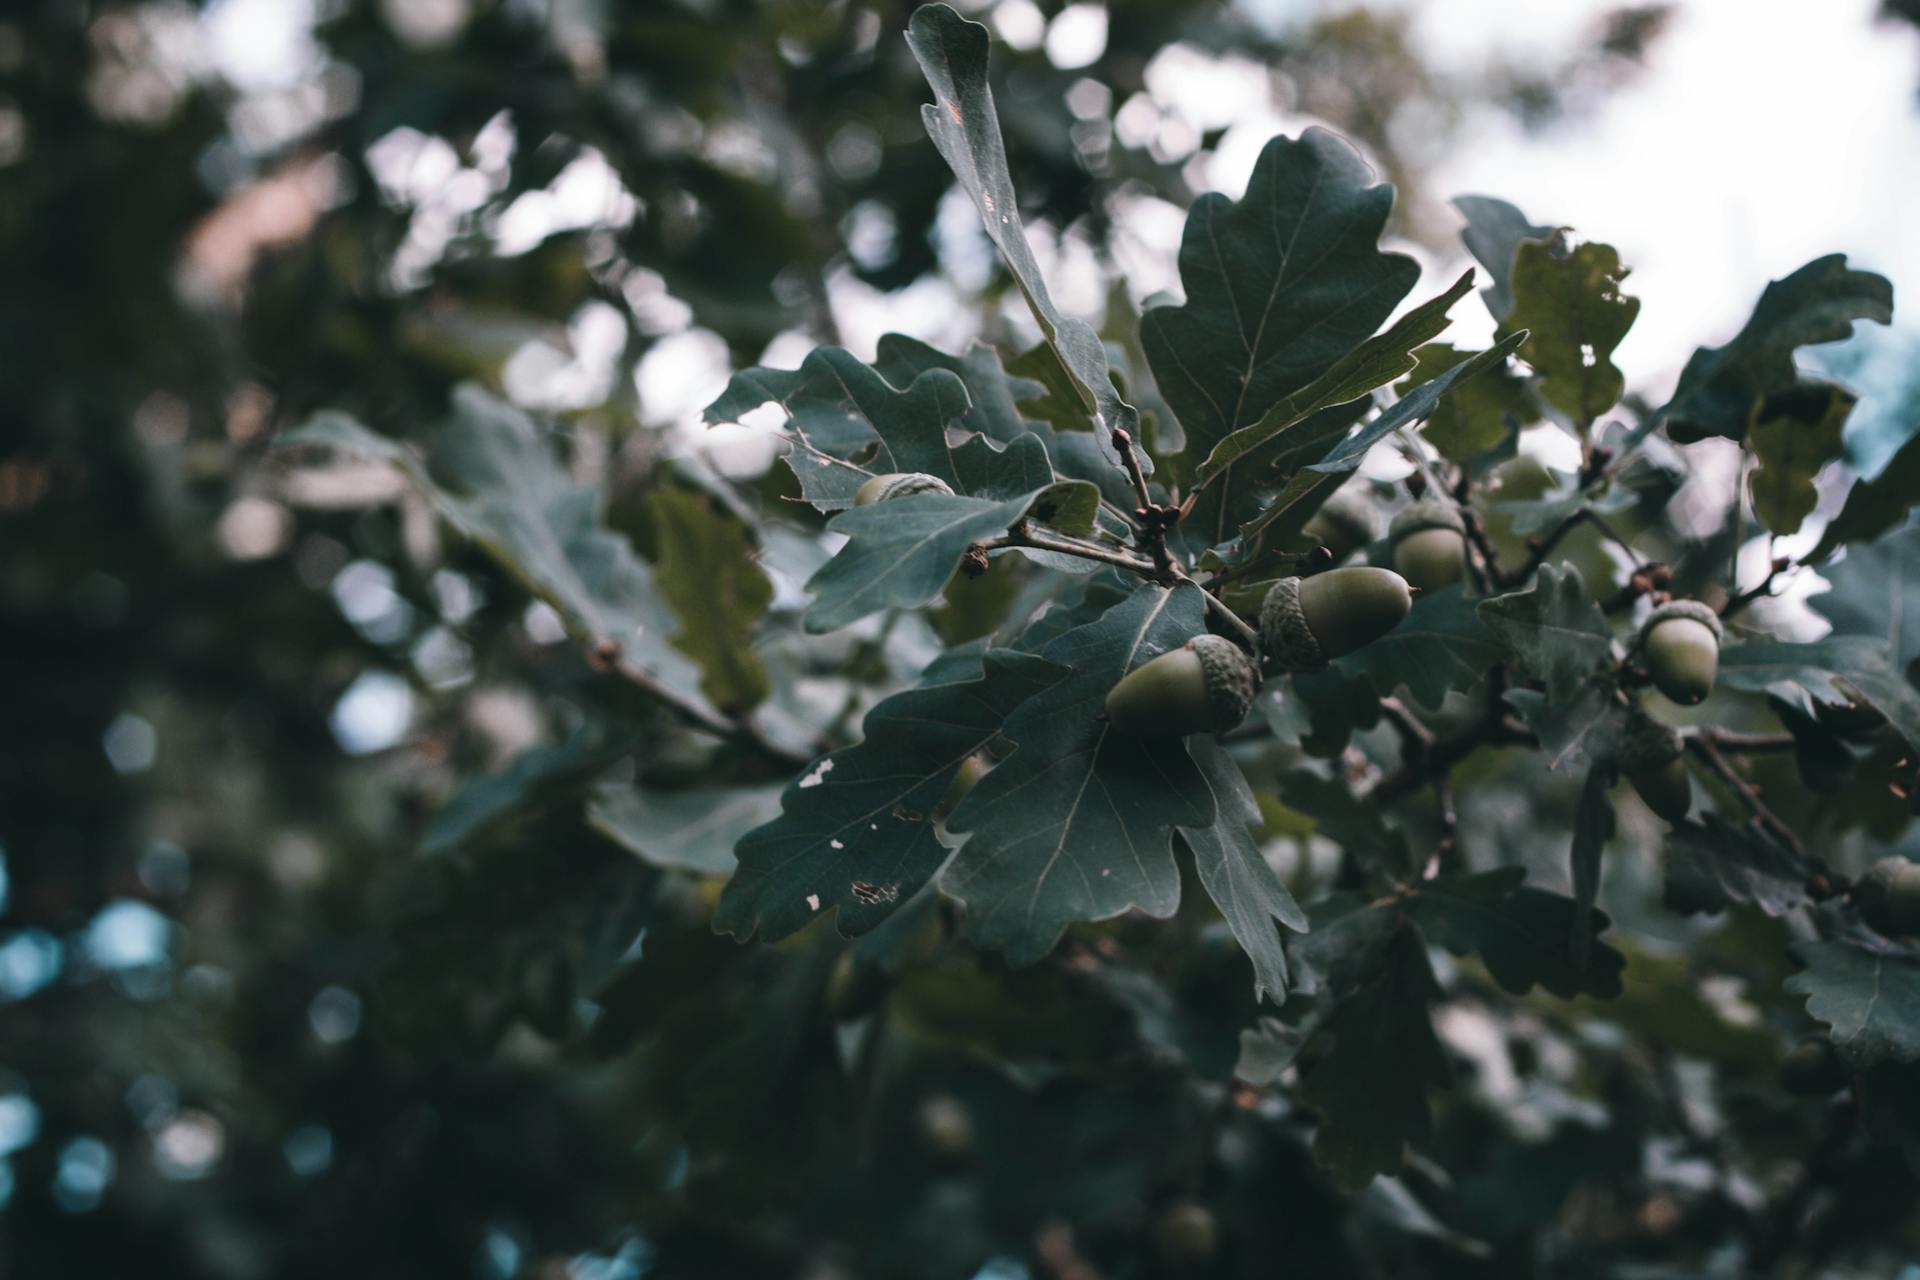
[3,0,1918,1275]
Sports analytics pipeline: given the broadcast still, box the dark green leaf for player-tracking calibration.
[1302,331,1531,478]
[1332,585,1506,710]
[1663,254,1893,443]
[908,4,1138,472]
[1717,636,1920,753]
[1302,928,1447,1190]
[1192,270,1476,488]
[1663,814,1811,917]
[1786,938,1920,1066]
[1476,563,1613,705]
[1808,431,1920,562]
[1400,341,1535,462]
[943,584,1216,964]
[715,649,1068,943]
[806,483,1097,632]
[587,781,783,876]
[418,726,629,857]
[1276,769,1410,874]
[1504,684,1627,773]
[1181,736,1307,1003]
[1568,764,1617,971]
[1141,129,1419,546]
[1411,868,1625,999]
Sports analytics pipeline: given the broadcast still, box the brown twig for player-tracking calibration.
[1111,427,1181,580]
[1685,729,1807,857]
[1367,676,1535,805]
[974,525,1160,577]
[1720,555,1794,620]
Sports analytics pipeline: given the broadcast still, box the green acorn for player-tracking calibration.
[1779,1036,1850,1097]
[1152,1201,1219,1266]
[1302,485,1378,565]
[1105,634,1257,737]
[1853,856,1920,936]
[853,472,954,505]
[1638,600,1722,706]
[1388,500,1468,591]
[1259,566,1413,672]
[1620,712,1690,823]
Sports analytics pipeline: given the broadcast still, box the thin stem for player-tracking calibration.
[1685,730,1807,858]
[975,526,1160,576]
[1111,426,1183,580]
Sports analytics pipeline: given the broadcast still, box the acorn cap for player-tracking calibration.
[1618,711,1683,772]
[1259,575,1325,671]
[1639,599,1723,644]
[1190,634,1258,728]
[855,472,954,505]
[1104,634,1256,737]
[1388,499,1466,545]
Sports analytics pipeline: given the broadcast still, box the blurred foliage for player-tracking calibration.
[6,1,1920,1279]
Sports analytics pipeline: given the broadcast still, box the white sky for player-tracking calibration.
[1410,0,1920,399]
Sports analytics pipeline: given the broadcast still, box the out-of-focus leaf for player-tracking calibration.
[1192,270,1476,489]
[1568,763,1617,970]
[943,584,1216,964]
[1180,736,1307,1003]
[1718,636,1920,753]
[1236,1017,1309,1085]
[1808,431,1920,562]
[1302,927,1447,1190]
[1141,128,1419,548]
[419,727,630,857]
[1786,938,1920,1066]
[1747,382,1855,536]
[1499,237,1638,426]
[1811,524,1920,681]
[587,781,783,876]
[1410,868,1625,999]
[1662,814,1812,917]
[650,488,773,709]
[1276,769,1410,875]
[1453,194,1552,321]
[1331,586,1505,710]
[1476,563,1613,705]
[908,4,1138,471]
[1305,332,1531,479]
[1663,254,1892,443]
[280,391,710,711]
[1503,684,1627,773]
[804,482,1097,631]
[715,649,1067,943]
[1400,341,1535,462]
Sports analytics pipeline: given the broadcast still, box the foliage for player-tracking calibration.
[9,2,1920,1278]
